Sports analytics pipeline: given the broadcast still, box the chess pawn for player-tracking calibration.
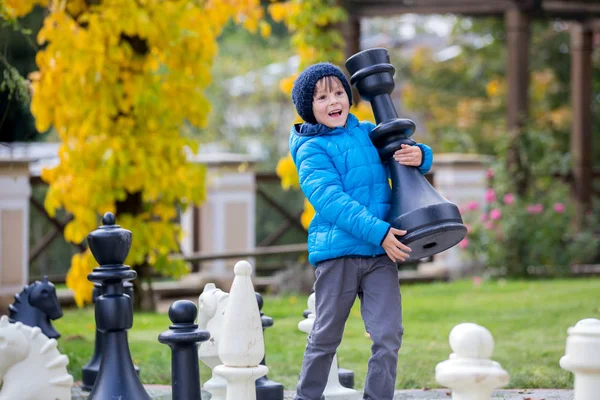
[298,293,361,400]
[214,261,267,400]
[560,318,600,400]
[435,323,509,400]
[198,283,230,400]
[159,300,210,400]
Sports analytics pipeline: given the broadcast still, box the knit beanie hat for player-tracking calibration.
[291,62,353,124]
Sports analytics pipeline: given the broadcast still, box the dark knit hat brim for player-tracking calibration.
[291,62,353,124]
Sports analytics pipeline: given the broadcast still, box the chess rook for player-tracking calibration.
[86,212,150,400]
[345,48,466,259]
[560,318,600,400]
[159,300,210,400]
[435,322,509,399]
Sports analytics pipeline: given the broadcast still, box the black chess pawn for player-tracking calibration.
[82,282,139,391]
[255,292,284,400]
[86,212,150,400]
[159,300,210,400]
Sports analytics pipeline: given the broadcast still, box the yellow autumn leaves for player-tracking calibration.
[14,0,267,307]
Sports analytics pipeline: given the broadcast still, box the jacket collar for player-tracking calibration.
[293,113,359,137]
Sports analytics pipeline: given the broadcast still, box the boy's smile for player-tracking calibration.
[312,77,350,128]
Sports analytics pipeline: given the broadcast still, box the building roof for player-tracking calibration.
[0,142,258,178]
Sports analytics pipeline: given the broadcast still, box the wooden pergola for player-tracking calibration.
[340,0,599,222]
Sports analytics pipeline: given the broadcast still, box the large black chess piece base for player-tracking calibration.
[345,48,466,259]
[81,282,139,392]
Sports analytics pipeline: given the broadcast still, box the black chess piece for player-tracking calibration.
[255,292,284,400]
[8,276,63,339]
[86,212,151,400]
[345,48,467,260]
[338,366,355,389]
[82,282,139,391]
[159,300,210,400]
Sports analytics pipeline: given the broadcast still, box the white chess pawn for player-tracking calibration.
[435,322,509,400]
[198,283,230,400]
[298,293,361,400]
[214,261,267,400]
[560,318,600,400]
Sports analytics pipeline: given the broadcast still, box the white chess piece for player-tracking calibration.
[198,283,230,400]
[214,261,267,400]
[0,315,73,400]
[298,293,361,400]
[560,318,600,400]
[435,322,509,400]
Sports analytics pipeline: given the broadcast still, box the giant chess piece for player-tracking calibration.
[560,318,600,400]
[435,322,509,399]
[214,261,268,400]
[345,48,467,259]
[8,276,63,339]
[159,300,211,400]
[0,315,73,400]
[81,282,139,391]
[255,292,284,400]
[198,283,230,400]
[86,212,151,400]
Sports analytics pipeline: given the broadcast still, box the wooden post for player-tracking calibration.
[570,23,593,226]
[505,8,531,196]
[340,11,361,102]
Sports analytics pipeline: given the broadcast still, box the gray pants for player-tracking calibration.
[295,255,404,400]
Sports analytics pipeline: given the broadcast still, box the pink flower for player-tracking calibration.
[484,189,496,203]
[466,200,479,211]
[484,221,494,230]
[459,238,469,249]
[486,169,495,179]
[503,193,515,205]
[472,276,482,286]
[480,213,488,222]
[526,204,544,214]
[490,208,502,220]
[553,203,565,213]
[465,224,471,233]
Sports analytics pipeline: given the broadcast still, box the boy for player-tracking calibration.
[289,62,433,400]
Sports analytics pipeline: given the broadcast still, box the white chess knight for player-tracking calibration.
[214,260,267,400]
[0,315,73,400]
[560,318,600,400]
[298,293,361,400]
[198,282,230,400]
[435,322,509,400]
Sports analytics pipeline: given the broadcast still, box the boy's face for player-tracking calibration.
[312,76,349,128]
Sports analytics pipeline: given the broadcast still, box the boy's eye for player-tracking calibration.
[317,95,326,100]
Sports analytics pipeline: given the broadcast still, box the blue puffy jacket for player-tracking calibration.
[289,113,433,266]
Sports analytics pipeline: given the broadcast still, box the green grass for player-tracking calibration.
[54,278,600,390]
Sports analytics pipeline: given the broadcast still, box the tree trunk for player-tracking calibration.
[115,191,156,312]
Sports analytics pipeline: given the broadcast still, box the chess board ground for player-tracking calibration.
[55,278,600,391]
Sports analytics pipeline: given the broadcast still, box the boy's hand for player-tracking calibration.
[393,144,422,167]
[382,228,412,262]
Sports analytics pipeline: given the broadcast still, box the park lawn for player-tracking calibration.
[54,277,600,391]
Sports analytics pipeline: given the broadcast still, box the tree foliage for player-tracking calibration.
[9,0,268,307]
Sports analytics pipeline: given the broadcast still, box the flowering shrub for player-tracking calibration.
[460,167,599,277]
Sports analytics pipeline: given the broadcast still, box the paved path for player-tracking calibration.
[72,384,573,399]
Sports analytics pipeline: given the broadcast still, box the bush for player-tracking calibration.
[459,128,600,277]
